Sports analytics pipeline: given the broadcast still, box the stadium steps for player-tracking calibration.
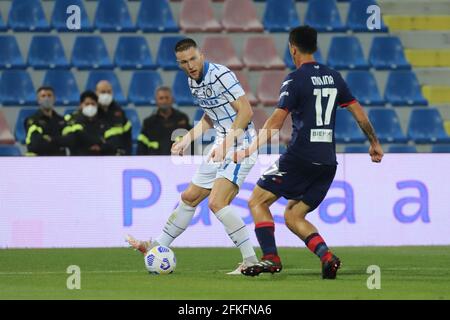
[404,49,450,67]
[422,85,450,105]
[383,15,450,31]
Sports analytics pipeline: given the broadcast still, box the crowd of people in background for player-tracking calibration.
[24,82,192,156]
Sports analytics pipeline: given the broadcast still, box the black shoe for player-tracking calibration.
[322,255,341,279]
[241,260,283,277]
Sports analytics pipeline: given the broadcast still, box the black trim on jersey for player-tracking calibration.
[188,71,232,89]
[216,74,236,101]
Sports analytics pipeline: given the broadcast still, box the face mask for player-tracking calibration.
[39,98,54,110]
[98,93,113,106]
[82,105,98,118]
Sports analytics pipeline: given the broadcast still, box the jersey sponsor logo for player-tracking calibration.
[310,129,333,143]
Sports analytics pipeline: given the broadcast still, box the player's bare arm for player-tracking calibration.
[210,95,254,162]
[347,102,384,163]
[233,108,289,163]
[171,113,213,155]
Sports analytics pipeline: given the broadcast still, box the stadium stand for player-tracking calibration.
[14,108,36,144]
[0,0,448,156]
[304,0,345,32]
[123,108,141,142]
[0,145,21,156]
[71,36,114,70]
[28,36,70,70]
[344,145,369,153]
[94,0,136,32]
[0,11,7,32]
[222,0,263,32]
[388,145,417,153]
[263,0,300,32]
[202,36,243,70]
[243,36,285,70]
[0,35,26,69]
[431,145,450,153]
[327,36,370,70]
[43,70,79,106]
[136,0,179,32]
[128,71,162,106]
[368,108,407,143]
[284,45,324,69]
[114,36,157,70]
[407,108,449,144]
[0,70,35,106]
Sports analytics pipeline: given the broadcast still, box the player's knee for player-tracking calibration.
[248,194,263,210]
[208,198,226,213]
[284,210,303,228]
[181,190,199,207]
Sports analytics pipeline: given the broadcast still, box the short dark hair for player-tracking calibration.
[36,86,54,94]
[289,25,317,54]
[174,38,198,53]
[80,90,98,104]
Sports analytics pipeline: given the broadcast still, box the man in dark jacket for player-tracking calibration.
[95,80,132,155]
[24,86,66,156]
[61,91,126,156]
[137,86,192,155]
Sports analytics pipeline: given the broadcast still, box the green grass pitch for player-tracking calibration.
[0,246,449,299]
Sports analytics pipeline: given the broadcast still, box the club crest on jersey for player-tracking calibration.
[205,87,213,97]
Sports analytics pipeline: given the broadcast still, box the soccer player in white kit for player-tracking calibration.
[127,38,258,274]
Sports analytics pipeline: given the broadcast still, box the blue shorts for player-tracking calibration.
[257,153,337,211]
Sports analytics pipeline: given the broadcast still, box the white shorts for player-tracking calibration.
[191,153,257,189]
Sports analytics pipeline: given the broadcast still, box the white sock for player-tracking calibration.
[155,201,196,247]
[215,206,258,263]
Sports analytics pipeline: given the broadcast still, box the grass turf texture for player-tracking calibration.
[0,246,449,299]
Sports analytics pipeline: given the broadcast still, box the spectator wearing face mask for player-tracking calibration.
[95,80,132,155]
[137,86,192,155]
[61,91,125,156]
[24,86,67,156]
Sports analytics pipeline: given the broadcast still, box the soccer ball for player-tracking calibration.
[144,245,176,275]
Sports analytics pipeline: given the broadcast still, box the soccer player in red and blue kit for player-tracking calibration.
[233,26,384,279]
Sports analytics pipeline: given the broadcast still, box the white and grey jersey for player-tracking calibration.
[188,61,256,148]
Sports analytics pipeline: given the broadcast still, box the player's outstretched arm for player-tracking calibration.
[171,113,213,155]
[233,108,289,163]
[347,102,384,163]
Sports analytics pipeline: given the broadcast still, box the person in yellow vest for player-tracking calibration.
[137,86,192,155]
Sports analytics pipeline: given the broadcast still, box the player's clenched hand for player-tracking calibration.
[369,143,383,163]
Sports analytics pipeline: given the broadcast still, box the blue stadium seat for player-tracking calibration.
[344,145,368,153]
[347,0,388,32]
[173,71,196,106]
[15,108,37,143]
[327,36,369,70]
[71,36,113,70]
[123,109,141,142]
[407,108,450,143]
[42,70,79,106]
[85,71,127,105]
[284,45,323,69]
[335,109,365,143]
[0,11,8,31]
[28,36,70,70]
[384,71,428,106]
[368,108,407,143]
[114,36,157,70]
[137,0,179,32]
[369,37,411,70]
[8,0,50,31]
[346,71,384,106]
[0,35,26,69]
[304,0,345,32]
[0,71,35,106]
[431,145,450,153]
[0,145,22,156]
[388,145,417,153]
[263,0,300,32]
[94,0,136,32]
[157,36,186,70]
[128,71,162,106]
[51,0,92,32]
